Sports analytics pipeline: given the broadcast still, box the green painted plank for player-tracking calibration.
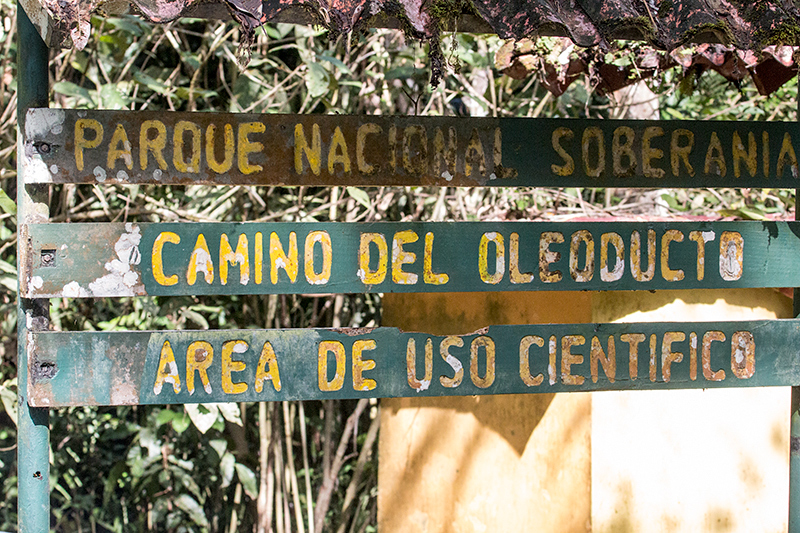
[27,319,800,407]
[23,221,800,298]
[23,109,800,188]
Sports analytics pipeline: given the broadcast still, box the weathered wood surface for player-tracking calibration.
[23,108,800,188]
[22,221,799,298]
[26,319,800,407]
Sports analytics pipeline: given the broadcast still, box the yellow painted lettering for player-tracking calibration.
[139,120,168,171]
[294,123,321,175]
[731,331,755,379]
[439,336,464,388]
[470,336,495,388]
[186,341,213,395]
[479,232,505,284]
[661,331,685,383]
[219,233,250,286]
[561,335,585,385]
[671,129,694,176]
[255,341,281,392]
[702,331,726,381]
[153,340,181,395]
[582,127,605,178]
[152,231,180,286]
[620,333,645,380]
[206,124,234,174]
[519,335,544,386]
[358,233,388,285]
[569,230,594,282]
[75,118,103,172]
[642,126,665,178]
[238,122,264,175]
[661,230,685,281]
[630,229,656,282]
[704,132,727,177]
[187,234,214,285]
[270,232,298,284]
[328,126,351,174]
[407,338,433,391]
[392,230,419,285]
[551,127,574,176]
[221,340,248,394]
[732,131,757,178]
[510,232,533,284]
[612,126,636,177]
[353,339,377,391]
[173,121,201,173]
[539,232,564,283]
[107,123,132,170]
[318,341,346,391]
[304,231,332,285]
[423,232,449,285]
[600,232,624,282]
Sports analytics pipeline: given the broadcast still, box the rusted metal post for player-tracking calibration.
[17,2,50,531]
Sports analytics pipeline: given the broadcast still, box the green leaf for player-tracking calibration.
[318,54,351,75]
[219,452,235,488]
[171,412,191,434]
[0,188,16,216]
[0,379,17,426]
[346,187,371,209]
[210,439,228,459]
[185,403,218,434]
[53,81,95,106]
[217,403,243,426]
[174,494,209,528]
[306,62,330,98]
[234,463,258,499]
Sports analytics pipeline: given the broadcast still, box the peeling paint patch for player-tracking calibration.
[87,225,142,296]
[63,281,89,297]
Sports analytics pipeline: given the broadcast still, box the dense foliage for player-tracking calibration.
[0,0,798,529]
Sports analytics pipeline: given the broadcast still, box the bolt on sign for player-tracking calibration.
[26,319,800,407]
[23,108,800,188]
[21,221,800,298]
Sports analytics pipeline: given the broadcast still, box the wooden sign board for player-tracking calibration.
[22,221,800,298]
[27,319,800,407]
[23,108,800,188]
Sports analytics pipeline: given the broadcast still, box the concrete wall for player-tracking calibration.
[379,292,592,533]
[592,289,791,533]
[378,289,792,532]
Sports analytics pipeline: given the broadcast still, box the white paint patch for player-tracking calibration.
[734,336,747,364]
[93,166,107,182]
[51,124,63,135]
[691,335,697,350]
[29,276,43,292]
[25,108,65,139]
[88,225,142,296]
[442,170,453,181]
[117,170,129,180]
[62,281,88,297]
[489,172,497,180]
[153,169,163,180]
[193,248,213,277]
[414,379,431,392]
[356,268,366,282]
[274,257,286,269]
[702,231,715,242]
[444,353,462,374]
[50,165,59,175]
[233,341,248,353]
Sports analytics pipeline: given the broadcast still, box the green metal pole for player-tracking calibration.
[16,3,50,532]
[790,71,800,530]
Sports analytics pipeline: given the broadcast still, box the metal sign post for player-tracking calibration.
[16,3,50,530]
